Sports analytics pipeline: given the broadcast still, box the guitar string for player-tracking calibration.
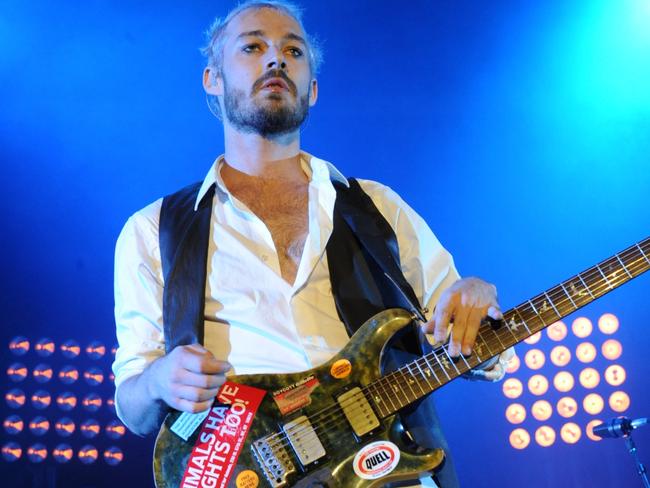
[257,246,649,454]
[255,241,649,455]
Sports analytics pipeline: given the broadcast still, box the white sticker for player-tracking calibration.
[170,409,210,441]
[352,441,400,480]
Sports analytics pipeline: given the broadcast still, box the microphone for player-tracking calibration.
[593,417,648,439]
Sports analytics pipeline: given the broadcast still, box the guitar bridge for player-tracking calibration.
[252,436,296,487]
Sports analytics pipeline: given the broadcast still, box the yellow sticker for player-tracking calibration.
[331,359,352,379]
[236,470,259,488]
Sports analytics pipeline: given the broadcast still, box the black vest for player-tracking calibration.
[158,176,459,487]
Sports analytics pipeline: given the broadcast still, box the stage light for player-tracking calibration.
[609,391,630,412]
[560,422,582,444]
[58,365,79,384]
[56,392,77,411]
[553,371,575,393]
[1,442,22,462]
[5,389,26,409]
[583,393,605,415]
[576,342,597,363]
[9,336,30,356]
[579,367,600,389]
[52,444,74,463]
[503,378,523,399]
[556,397,578,418]
[104,446,124,466]
[571,317,593,338]
[3,415,24,435]
[60,340,81,359]
[7,363,28,382]
[505,403,526,424]
[31,390,52,410]
[604,364,626,386]
[106,397,116,412]
[550,345,571,367]
[29,417,50,436]
[35,338,55,357]
[33,364,54,384]
[86,341,106,360]
[105,420,126,439]
[535,426,556,447]
[586,419,604,441]
[509,428,531,449]
[524,331,542,345]
[84,368,104,386]
[546,321,567,341]
[54,418,76,437]
[27,443,47,463]
[598,313,619,334]
[528,374,549,396]
[82,393,102,412]
[111,345,118,356]
[601,339,623,360]
[78,445,98,464]
[524,349,545,370]
[80,419,101,439]
[531,400,553,421]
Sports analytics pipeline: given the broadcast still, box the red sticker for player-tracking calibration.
[180,381,266,488]
[272,375,319,415]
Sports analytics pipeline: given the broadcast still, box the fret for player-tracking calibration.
[405,363,426,397]
[441,348,463,377]
[614,254,633,279]
[368,383,388,417]
[637,243,650,265]
[397,367,417,403]
[577,272,596,300]
[487,324,508,353]
[513,306,535,335]
[422,355,442,384]
[475,334,494,357]
[559,282,578,310]
[527,299,548,327]
[430,351,452,381]
[414,358,436,391]
[595,264,614,291]
[547,286,573,317]
[620,247,647,277]
[503,311,525,342]
[376,375,399,413]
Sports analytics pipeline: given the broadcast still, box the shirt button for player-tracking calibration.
[261,254,268,262]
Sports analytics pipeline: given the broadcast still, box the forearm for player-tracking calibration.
[115,364,167,436]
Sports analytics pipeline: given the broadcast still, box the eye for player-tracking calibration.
[242,43,261,53]
[286,46,303,57]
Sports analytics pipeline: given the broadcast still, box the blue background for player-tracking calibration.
[1,1,649,486]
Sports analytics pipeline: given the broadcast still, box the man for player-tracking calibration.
[113,2,512,486]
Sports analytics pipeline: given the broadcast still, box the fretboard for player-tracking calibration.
[366,237,650,418]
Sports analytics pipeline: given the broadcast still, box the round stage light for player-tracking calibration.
[583,393,605,415]
[586,419,603,441]
[111,345,118,356]
[532,400,553,421]
[576,342,597,363]
[609,391,630,412]
[546,321,568,341]
[598,313,619,334]
[571,317,593,338]
[106,420,126,440]
[60,340,81,359]
[560,422,582,444]
[27,443,47,463]
[524,349,545,370]
[553,371,575,395]
[579,367,600,389]
[80,419,101,439]
[3,415,24,435]
[104,446,124,466]
[56,392,77,411]
[601,339,623,361]
[509,428,531,450]
[528,374,549,396]
[35,338,55,357]
[550,345,571,367]
[5,389,26,409]
[1,442,22,462]
[84,368,104,386]
[8,336,30,356]
[7,363,28,383]
[106,398,116,412]
[58,365,79,385]
[535,426,556,447]
[33,364,53,384]
[78,445,99,465]
[557,397,578,418]
[53,444,74,463]
[86,341,106,360]
[55,418,76,437]
[502,378,523,399]
[31,390,52,410]
[505,403,526,424]
[524,331,542,345]
[505,353,520,373]
[604,365,626,386]
[82,393,103,412]
[28,417,50,436]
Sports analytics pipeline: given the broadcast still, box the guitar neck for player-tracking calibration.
[368,237,650,419]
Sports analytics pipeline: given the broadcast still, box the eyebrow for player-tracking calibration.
[237,30,306,45]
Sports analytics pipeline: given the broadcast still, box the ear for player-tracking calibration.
[203,67,223,96]
[308,78,318,107]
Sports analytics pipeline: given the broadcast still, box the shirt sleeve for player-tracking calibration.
[355,179,460,317]
[112,199,166,419]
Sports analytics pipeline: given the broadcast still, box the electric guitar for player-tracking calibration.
[153,237,649,487]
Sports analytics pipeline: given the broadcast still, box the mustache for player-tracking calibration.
[252,69,297,95]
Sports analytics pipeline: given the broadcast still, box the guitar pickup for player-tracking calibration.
[337,387,380,437]
[282,415,326,467]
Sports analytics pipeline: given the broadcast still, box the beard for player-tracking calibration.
[222,72,310,138]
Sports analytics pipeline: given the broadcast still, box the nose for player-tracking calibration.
[266,46,287,70]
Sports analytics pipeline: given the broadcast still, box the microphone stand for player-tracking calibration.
[624,434,649,488]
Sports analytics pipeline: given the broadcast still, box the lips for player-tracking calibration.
[261,77,289,91]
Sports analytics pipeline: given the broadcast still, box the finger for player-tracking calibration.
[175,384,221,403]
[180,348,232,375]
[171,397,214,414]
[462,307,484,356]
[181,370,229,390]
[420,318,435,335]
[432,308,452,344]
[487,305,503,320]
[449,308,469,357]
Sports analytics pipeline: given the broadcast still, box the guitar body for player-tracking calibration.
[153,309,444,488]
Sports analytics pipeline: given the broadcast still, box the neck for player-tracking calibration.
[223,123,303,179]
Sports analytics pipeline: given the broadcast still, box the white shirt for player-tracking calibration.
[113,152,458,487]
